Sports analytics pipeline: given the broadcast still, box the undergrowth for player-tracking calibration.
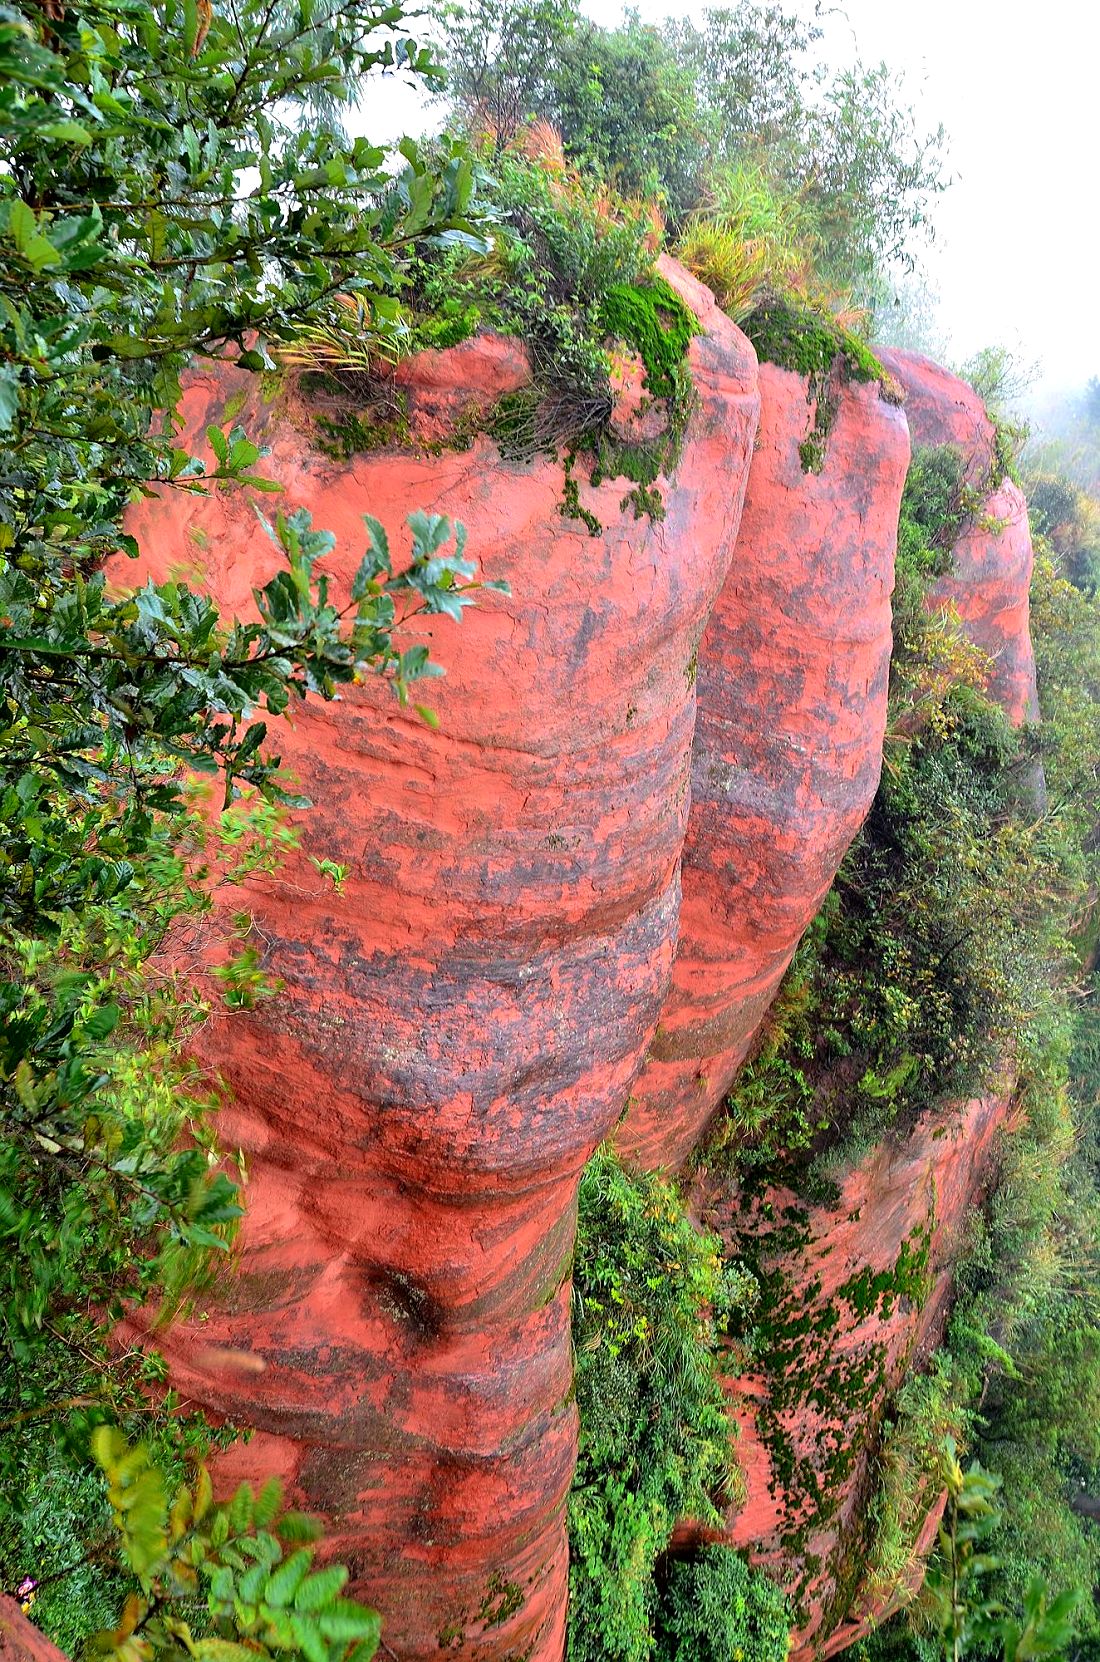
[567,1146,787,1662]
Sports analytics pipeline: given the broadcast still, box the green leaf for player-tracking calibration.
[40,120,92,146]
[0,367,19,433]
[294,1563,348,1611]
[264,1547,313,1606]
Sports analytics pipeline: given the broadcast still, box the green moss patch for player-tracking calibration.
[741,295,883,386]
[721,1193,934,1617]
[741,295,889,476]
[599,274,697,401]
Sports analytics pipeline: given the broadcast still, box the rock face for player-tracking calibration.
[117,264,759,1660]
[0,1602,67,1662]
[661,352,1043,1650]
[685,1089,1015,1654]
[876,348,1039,727]
[614,361,910,1170]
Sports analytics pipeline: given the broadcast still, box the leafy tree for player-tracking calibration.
[429,0,580,144]
[0,0,501,1645]
[665,2,824,181]
[528,12,712,222]
[430,0,949,302]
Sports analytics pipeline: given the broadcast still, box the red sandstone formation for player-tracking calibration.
[688,1089,1015,1654]
[615,360,910,1171]
[0,1603,66,1662]
[117,262,760,1659]
[876,348,1039,727]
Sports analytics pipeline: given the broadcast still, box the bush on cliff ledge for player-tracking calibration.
[567,1147,786,1662]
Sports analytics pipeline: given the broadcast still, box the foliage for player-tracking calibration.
[678,165,811,322]
[87,1429,382,1662]
[407,144,697,525]
[1028,472,1100,594]
[567,1146,758,1662]
[654,1545,790,1662]
[431,0,950,304]
[954,348,1038,424]
[527,11,710,222]
[0,0,502,1645]
[796,60,947,302]
[428,0,580,146]
[894,447,969,579]
[922,1443,1080,1662]
[670,6,948,301]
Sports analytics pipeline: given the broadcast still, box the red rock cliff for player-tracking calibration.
[615,360,910,1170]
[688,1088,1014,1653]
[117,264,759,1660]
[876,348,1039,727]
[668,350,1041,1651]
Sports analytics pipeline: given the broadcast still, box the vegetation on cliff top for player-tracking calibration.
[430,0,948,307]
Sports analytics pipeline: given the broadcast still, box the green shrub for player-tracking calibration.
[567,1147,756,1662]
[408,148,696,522]
[655,1546,791,1662]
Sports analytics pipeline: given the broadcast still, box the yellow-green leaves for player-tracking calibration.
[88,1442,381,1662]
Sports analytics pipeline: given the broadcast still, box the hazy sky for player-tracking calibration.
[367,0,1100,406]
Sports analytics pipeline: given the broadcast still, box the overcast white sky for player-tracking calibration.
[366,0,1100,408]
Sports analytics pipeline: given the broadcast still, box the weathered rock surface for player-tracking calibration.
[117,263,760,1659]
[664,351,1043,1651]
[687,1089,1015,1653]
[876,348,1039,727]
[614,361,910,1170]
[0,1602,67,1662]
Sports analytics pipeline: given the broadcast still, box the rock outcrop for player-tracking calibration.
[687,1089,1014,1652]
[116,264,760,1660]
[0,1601,67,1662]
[661,352,1042,1650]
[105,296,1047,1662]
[876,348,1039,727]
[615,359,910,1170]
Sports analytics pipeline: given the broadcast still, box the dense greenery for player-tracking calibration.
[0,0,505,1648]
[567,1147,787,1662]
[655,1546,791,1662]
[431,0,948,302]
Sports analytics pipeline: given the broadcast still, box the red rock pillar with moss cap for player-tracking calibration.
[876,347,1040,728]
[614,350,910,1172]
[116,260,760,1661]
